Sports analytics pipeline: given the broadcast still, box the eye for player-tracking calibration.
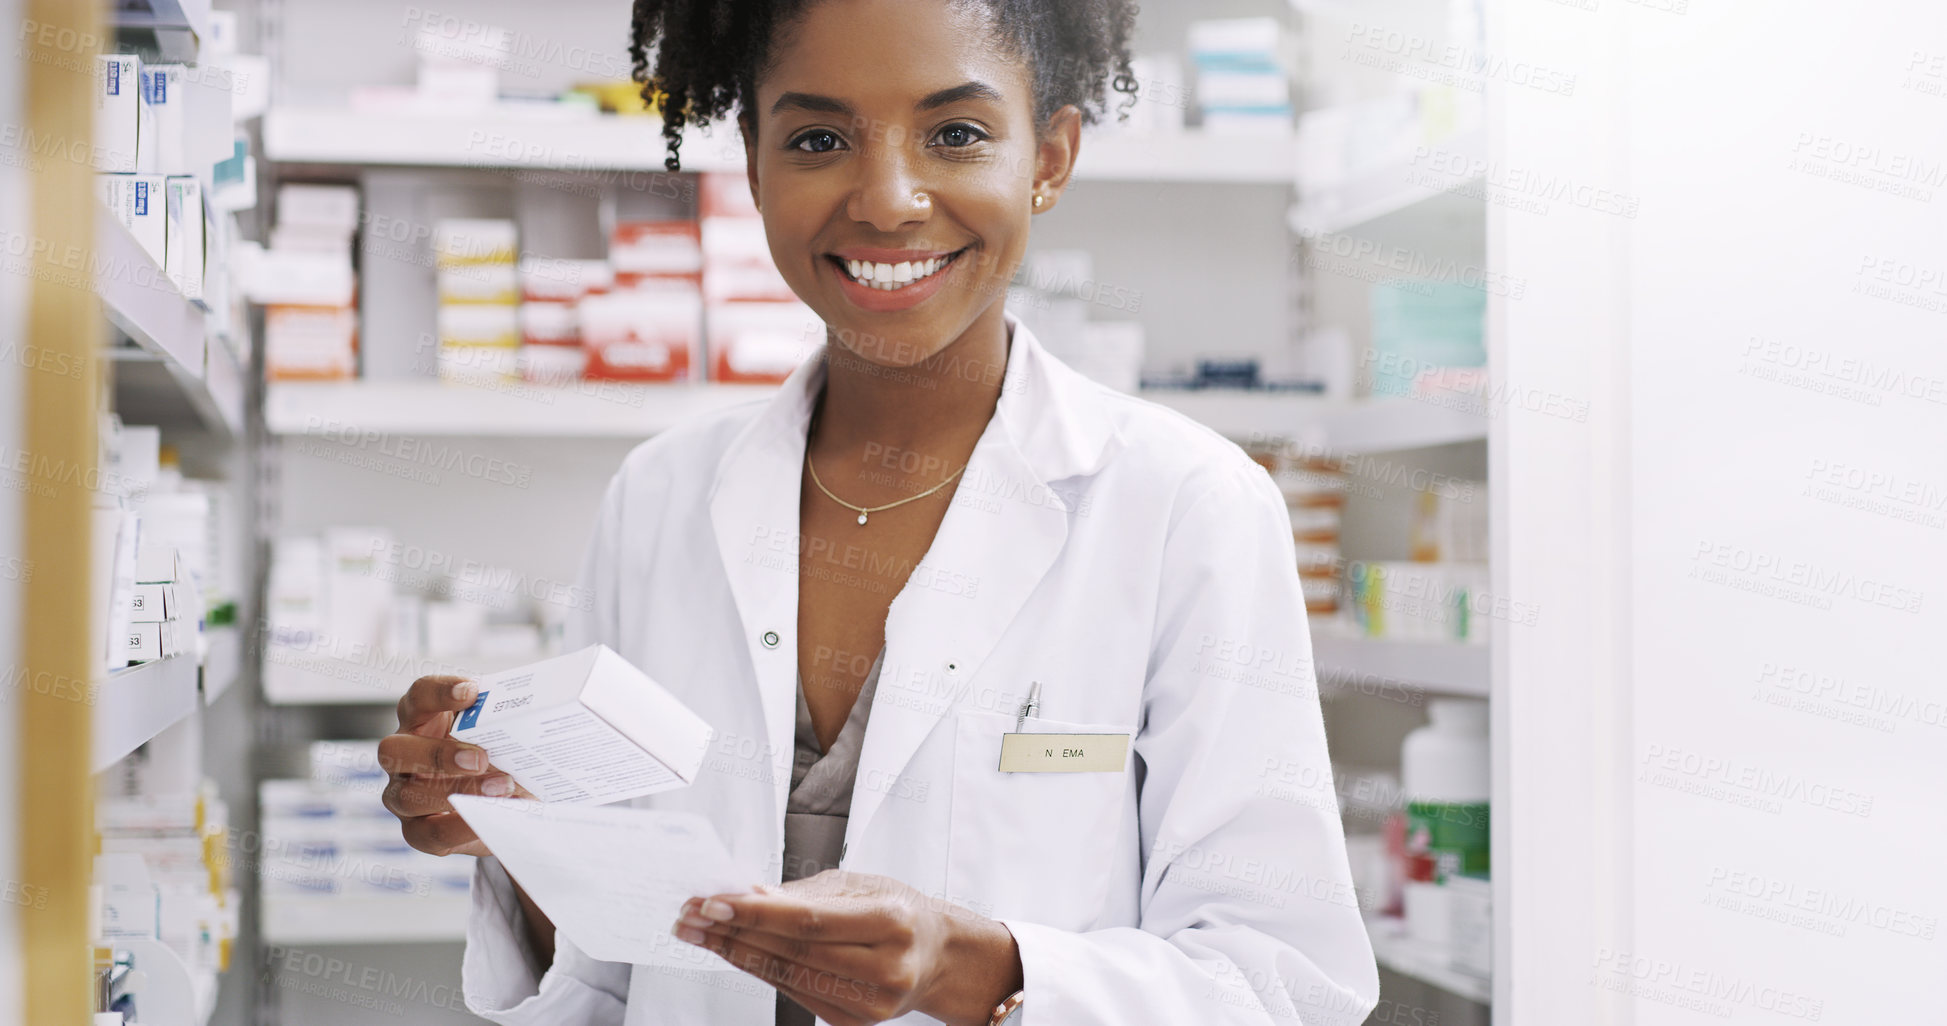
[790,130,845,154]
[931,123,990,149]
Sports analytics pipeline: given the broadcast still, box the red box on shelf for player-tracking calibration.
[581,284,701,382]
[708,301,824,384]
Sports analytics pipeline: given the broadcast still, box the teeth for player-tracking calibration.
[843,253,955,289]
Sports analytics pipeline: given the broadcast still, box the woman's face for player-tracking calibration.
[744,0,1067,368]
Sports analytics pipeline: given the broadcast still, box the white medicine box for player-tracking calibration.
[452,645,714,805]
[98,174,169,269]
[94,55,141,172]
[165,177,206,302]
[141,63,188,175]
[125,622,163,663]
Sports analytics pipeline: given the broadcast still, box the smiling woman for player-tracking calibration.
[381,1,1379,1025]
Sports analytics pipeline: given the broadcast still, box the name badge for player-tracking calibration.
[998,732,1130,773]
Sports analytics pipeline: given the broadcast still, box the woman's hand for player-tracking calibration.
[379,674,527,857]
[674,871,1022,1026]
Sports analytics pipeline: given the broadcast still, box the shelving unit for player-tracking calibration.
[92,655,200,774]
[262,647,543,705]
[1365,915,1491,1004]
[1312,634,1489,698]
[265,379,1488,451]
[98,215,247,442]
[201,626,241,704]
[260,894,471,945]
[263,105,1296,184]
[1289,128,1485,236]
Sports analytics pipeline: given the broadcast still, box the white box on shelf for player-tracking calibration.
[165,177,206,302]
[452,644,714,805]
[324,528,392,652]
[94,55,142,172]
[275,184,360,231]
[141,64,189,175]
[126,622,164,663]
[129,583,174,623]
[98,174,171,269]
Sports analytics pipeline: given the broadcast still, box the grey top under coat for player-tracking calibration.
[775,648,882,1026]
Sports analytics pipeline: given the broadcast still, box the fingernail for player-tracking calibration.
[700,899,734,922]
[679,912,713,929]
[456,749,487,772]
[451,681,478,702]
[674,925,705,945]
[482,775,514,797]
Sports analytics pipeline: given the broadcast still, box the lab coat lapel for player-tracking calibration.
[847,318,1118,849]
[709,358,825,856]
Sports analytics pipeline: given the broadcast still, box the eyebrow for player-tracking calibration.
[768,81,1005,117]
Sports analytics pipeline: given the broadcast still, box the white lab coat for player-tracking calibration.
[461,315,1379,1025]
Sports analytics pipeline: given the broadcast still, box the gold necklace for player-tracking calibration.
[804,412,969,526]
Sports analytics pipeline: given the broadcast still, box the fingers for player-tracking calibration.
[377,732,493,778]
[400,810,490,857]
[698,887,910,944]
[382,768,517,818]
[396,675,479,736]
[694,932,883,1026]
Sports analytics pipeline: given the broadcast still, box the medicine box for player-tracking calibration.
[94,55,141,172]
[141,64,188,175]
[98,174,170,268]
[129,583,174,623]
[126,622,164,663]
[166,177,206,302]
[452,644,714,804]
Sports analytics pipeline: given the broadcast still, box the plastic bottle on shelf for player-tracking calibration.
[1400,697,1490,945]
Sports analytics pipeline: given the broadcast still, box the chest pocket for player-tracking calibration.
[944,709,1131,931]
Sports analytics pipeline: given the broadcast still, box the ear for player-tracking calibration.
[739,113,761,212]
[1031,105,1083,213]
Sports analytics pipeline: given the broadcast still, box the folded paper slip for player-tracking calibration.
[451,796,758,970]
[452,645,714,804]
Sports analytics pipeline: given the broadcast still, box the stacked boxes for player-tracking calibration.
[435,219,520,383]
[1271,446,1350,615]
[1187,18,1292,135]
[96,781,239,976]
[584,219,703,381]
[701,173,820,383]
[256,185,360,380]
[93,56,224,309]
[516,257,611,384]
[259,743,473,908]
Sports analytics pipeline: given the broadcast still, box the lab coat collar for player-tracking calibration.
[707,313,1118,867]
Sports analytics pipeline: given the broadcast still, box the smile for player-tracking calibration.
[830,249,966,292]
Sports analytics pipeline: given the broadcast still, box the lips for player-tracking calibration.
[824,246,970,313]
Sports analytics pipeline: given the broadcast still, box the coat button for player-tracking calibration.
[945,661,959,675]
[762,631,780,649]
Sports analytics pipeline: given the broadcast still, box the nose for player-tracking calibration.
[845,128,931,233]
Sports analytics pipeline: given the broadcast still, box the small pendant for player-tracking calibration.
[857,512,868,526]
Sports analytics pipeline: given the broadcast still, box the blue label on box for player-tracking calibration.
[106,59,120,95]
[145,68,167,104]
[133,180,148,216]
[456,692,489,730]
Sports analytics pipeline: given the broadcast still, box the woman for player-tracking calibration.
[380,0,1379,1023]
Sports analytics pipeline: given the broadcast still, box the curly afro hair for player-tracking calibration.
[628,0,1141,172]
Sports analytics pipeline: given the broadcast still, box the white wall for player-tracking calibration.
[1496,1,1947,1021]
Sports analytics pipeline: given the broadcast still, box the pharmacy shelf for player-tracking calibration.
[1290,129,1485,236]
[93,653,200,773]
[98,214,205,376]
[1311,634,1489,698]
[261,894,471,944]
[266,380,774,438]
[113,0,212,63]
[1145,390,1486,453]
[269,380,1484,450]
[1365,915,1490,1003]
[201,624,241,704]
[97,215,244,440]
[263,105,1297,184]
[262,646,544,705]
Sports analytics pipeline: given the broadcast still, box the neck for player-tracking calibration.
[813,305,1011,458]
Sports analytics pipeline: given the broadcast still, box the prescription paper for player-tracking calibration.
[450,796,760,970]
